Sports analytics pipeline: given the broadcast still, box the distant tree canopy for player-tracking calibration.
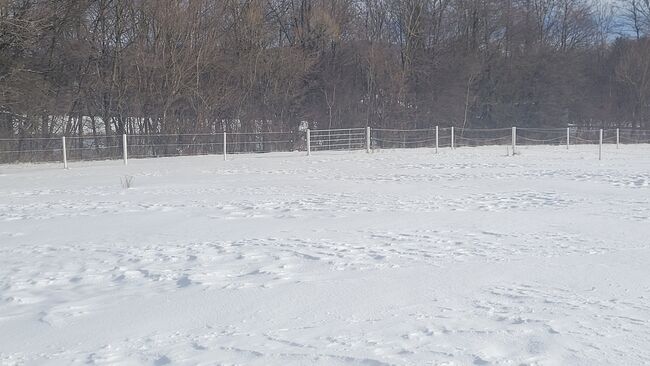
[1,0,649,138]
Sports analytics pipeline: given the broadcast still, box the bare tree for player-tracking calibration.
[1,0,647,141]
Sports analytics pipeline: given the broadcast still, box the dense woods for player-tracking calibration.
[1,0,649,138]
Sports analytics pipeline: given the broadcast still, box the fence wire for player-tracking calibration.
[0,137,64,163]
[517,128,567,145]
[127,134,224,159]
[1,127,649,164]
[372,128,451,149]
[65,136,123,161]
[455,128,512,147]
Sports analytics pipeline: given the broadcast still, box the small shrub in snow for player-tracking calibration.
[121,175,134,189]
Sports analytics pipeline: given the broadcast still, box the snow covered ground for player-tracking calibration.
[1,144,650,365]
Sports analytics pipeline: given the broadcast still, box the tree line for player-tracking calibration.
[1,0,649,139]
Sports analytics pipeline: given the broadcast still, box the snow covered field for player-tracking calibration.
[1,145,650,365]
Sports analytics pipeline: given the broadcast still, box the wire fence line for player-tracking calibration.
[1,127,650,167]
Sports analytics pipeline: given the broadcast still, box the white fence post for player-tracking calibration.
[223,132,227,161]
[616,128,620,149]
[599,129,603,161]
[306,129,311,156]
[366,126,371,153]
[512,126,517,155]
[62,136,68,169]
[122,134,128,166]
[566,127,570,150]
[435,126,439,154]
[451,126,455,149]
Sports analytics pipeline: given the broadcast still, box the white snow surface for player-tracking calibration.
[1,145,650,365]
